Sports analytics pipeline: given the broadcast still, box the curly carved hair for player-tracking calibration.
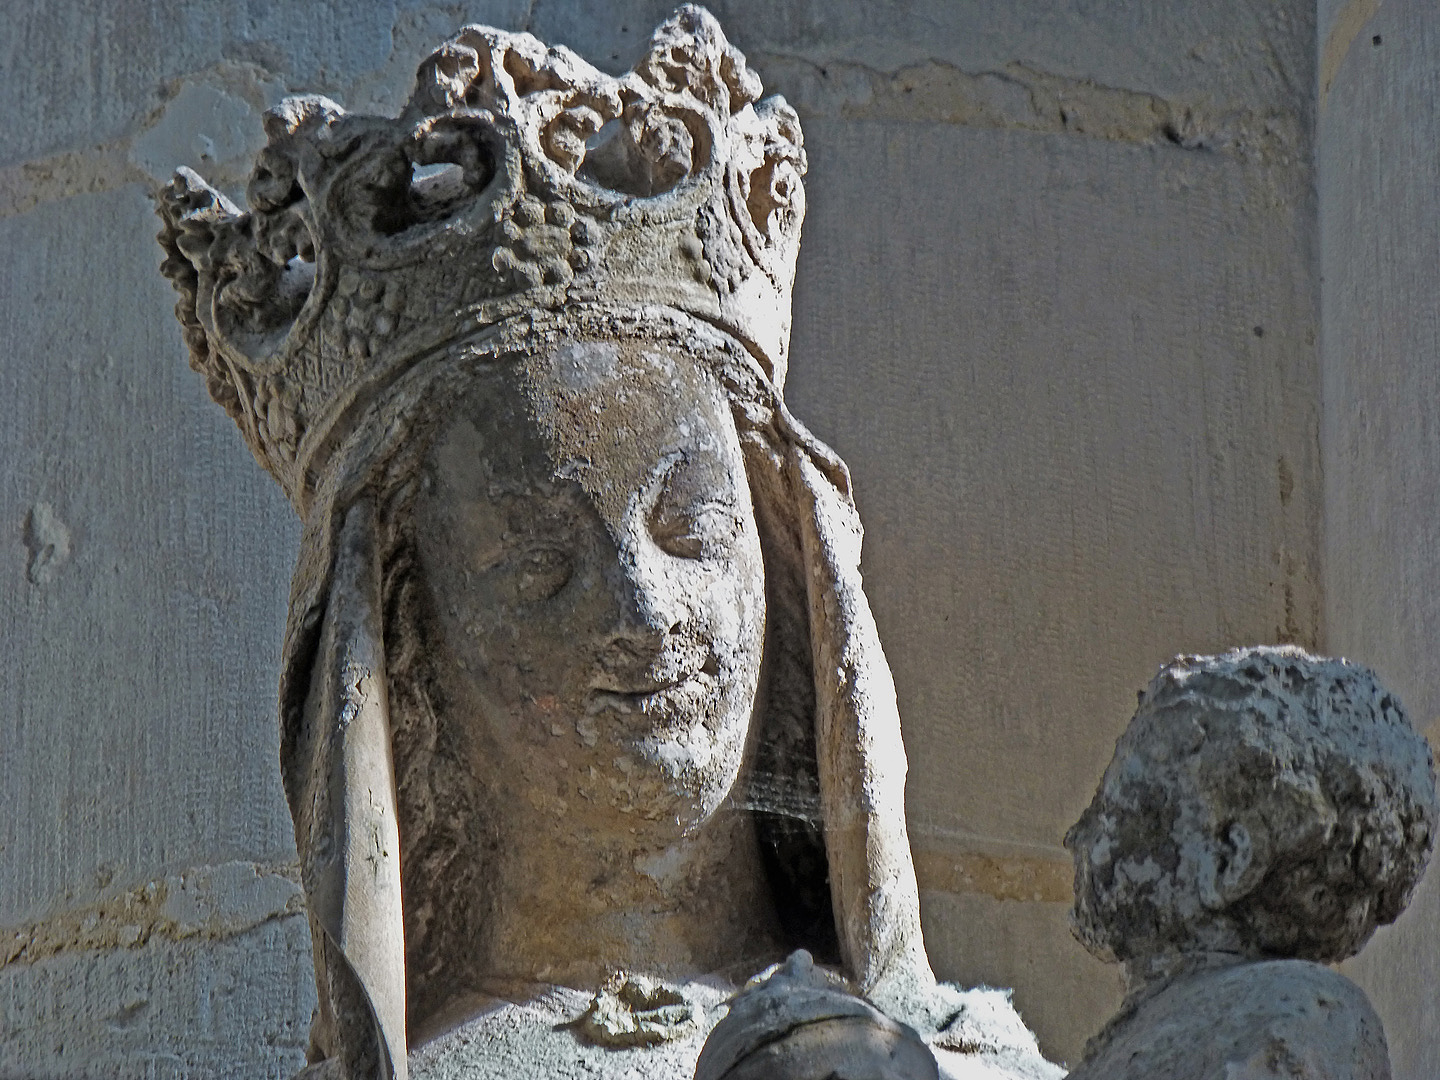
[1066,646,1438,967]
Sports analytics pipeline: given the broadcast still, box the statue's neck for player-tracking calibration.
[1122,947,1250,1001]
[473,799,786,991]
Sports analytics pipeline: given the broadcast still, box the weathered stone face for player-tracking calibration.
[151,7,1064,1077]
[1064,646,1439,1080]
[1066,646,1438,971]
[412,341,767,838]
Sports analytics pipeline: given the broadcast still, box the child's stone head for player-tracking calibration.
[1066,646,1438,973]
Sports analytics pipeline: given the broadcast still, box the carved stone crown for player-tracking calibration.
[156,4,806,506]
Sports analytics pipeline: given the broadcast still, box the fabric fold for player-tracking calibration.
[789,445,936,1003]
[292,497,408,1080]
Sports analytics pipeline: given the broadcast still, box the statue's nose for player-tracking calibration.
[608,553,683,653]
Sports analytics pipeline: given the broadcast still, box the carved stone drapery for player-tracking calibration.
[152,7,1044,1079]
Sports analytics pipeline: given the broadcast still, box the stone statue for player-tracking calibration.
[1064,646,1438,1079]
[695,950,938,1080]
[154,7,1055,1078]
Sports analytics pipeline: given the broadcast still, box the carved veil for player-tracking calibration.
[268,311,934,1076]
[156,9,935,1076]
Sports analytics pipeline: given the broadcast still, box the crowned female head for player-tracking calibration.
[158,9,935,1077]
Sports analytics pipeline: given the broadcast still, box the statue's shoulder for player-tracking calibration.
[408,978,734,1080]
[1071,960,1389,1080]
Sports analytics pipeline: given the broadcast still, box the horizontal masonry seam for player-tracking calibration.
[0,860,305,969]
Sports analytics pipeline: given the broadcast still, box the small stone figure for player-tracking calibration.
[694,952,1061,1080]
[695,951,939,1080]
[1064,646,1438,1079]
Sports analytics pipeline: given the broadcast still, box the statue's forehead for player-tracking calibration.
[525,338,716,407]
[519,339,739,523]
[422,338,741,532]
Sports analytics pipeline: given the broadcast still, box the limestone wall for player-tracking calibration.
[781,4,1319,1057]
[1320,1,1440,1077]
[0,0,1361,1074]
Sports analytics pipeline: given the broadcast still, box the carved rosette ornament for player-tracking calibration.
[156,4,804,509]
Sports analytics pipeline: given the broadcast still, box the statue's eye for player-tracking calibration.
[651,502,740,560]
[514,547,573,603]
[647,452,743,560]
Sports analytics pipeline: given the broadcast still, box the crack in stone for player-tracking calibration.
[1,47,1304,224]
[0,138,148,220]
[0,859,305,968]
[753,51,1302,166]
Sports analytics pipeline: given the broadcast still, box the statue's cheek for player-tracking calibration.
[693,564,763,671]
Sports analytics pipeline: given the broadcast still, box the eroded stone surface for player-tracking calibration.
[21,502,70,586]
[402,965,1058,1080]
[696,951,938,1080]
[407,980,728,1080]
[1071,959,1389,1080]
[1064,646,1439,1079]
[152,6,1055,1077]
[0,915,313,1080]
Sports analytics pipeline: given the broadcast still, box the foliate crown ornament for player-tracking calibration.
[156,4,806,508]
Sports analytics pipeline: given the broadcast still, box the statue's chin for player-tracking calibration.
[564,679,756,825]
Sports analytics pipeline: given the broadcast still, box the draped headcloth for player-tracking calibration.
[155,9,935,1075]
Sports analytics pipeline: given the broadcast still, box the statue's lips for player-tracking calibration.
[587,672,719,719]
